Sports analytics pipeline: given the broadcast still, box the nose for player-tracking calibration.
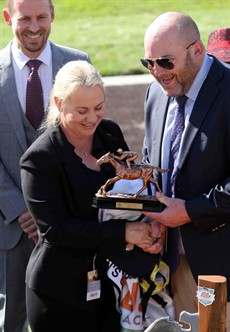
[87,110,99,122]
[148,62,165,77]
[28,20,40,33]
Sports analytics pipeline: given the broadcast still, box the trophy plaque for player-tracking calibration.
[93,193,164,212]
[92,150,168,212]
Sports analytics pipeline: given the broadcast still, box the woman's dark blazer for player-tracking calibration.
[20,118,157,309]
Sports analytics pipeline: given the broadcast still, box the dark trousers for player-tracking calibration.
[26,285,120,332]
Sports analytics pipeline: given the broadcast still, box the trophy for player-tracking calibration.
[92,149,169,212]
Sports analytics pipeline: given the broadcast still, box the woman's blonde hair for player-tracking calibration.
[43,60,104,128]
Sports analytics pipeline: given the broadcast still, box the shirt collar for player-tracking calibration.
[186,53,213,102]
[11,39,52,69]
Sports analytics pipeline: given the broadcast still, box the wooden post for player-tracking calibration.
[198,275,227,332]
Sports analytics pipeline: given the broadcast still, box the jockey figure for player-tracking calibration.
[113,148,138,169]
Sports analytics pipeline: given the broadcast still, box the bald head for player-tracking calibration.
[144,11,200,51]
[6,0,53,14]
[142,11,205,96]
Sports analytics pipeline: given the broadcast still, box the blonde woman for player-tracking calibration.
[20,61,164,332]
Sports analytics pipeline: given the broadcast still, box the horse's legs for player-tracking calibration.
[153,166,169,174]
[149,177,162,192]
[97,176,120,196]
[134,179,148,198]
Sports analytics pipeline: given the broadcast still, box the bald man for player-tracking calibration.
[140,11,230,329]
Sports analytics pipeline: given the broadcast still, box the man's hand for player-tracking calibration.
[143,192,191,227]
[18,210,39,244]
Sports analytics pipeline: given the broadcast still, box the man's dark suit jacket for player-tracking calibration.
[142,56,230,300]
[20,119,158,309]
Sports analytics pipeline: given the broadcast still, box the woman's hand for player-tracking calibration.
[125,220,166,254]
[125,222,152,246]
[138,220,166,254]
[18,210,39,244]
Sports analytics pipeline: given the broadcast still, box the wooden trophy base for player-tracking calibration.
[92,193,164,212]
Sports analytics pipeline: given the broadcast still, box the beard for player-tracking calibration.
[178,53,200,95]
[159,52,200,97]
[16,28,50,56]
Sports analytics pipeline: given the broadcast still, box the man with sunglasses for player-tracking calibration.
[141,11,230,329]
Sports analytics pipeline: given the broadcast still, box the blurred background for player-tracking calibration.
[0,0,229,76]
[0,0,229,161]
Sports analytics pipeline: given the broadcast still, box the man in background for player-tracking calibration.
[0,0,91,331]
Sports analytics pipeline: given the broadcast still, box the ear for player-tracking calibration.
[54,96,62,112]
[193,40,204,56]
[3,9,12,26]
[50,5,55,22]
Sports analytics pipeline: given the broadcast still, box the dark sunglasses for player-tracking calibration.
[140,41,197,70]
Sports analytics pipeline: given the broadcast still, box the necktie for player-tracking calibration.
[165,95,188,273]
[167,95,188,196]
[26,59,44,129]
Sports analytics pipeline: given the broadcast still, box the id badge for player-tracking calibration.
[86,269,101,301]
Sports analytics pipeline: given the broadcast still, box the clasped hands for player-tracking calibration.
[125,192,192,254]
[125,219,166,254]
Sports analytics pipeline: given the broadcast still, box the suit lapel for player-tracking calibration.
[50,42,67,77]
[179,59,223,170]
[154,96,169,165]
[148,85,169,167]
[0,44,28,151]
[48,126,86,182]
[47,127,94,215]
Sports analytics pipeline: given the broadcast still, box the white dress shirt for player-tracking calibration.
[11,39,53,113]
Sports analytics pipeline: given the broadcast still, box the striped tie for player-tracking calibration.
[167,95,188,196]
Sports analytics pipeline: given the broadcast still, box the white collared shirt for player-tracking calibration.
[11,39,53,113]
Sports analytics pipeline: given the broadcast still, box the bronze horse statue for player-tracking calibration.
[96,151,169,198]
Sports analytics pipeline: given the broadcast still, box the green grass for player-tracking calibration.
[0,0,230,76]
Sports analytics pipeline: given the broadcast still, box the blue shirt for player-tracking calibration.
[161,54,213,194]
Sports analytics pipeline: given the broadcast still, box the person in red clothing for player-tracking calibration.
[207,28,230,64]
